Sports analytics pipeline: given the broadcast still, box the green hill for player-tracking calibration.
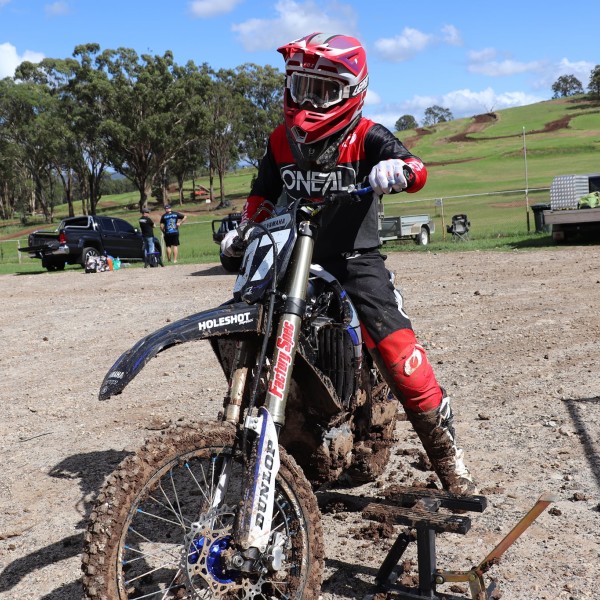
[400,94,600,198]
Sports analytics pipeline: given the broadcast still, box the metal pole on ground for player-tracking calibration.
[523,126,530,232]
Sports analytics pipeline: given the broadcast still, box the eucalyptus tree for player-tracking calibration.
[16,56,87,217]
[158,60,213,206]
[588,65,600,97]
[0,109,28,220]
[422,105,453,126]
[551,74,584,98]
[235,63,284,169]
[205,68,245,208]
[395,114,418,131]
[0,75,60,221]
[90,47,209,211]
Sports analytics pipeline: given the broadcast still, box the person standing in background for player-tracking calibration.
[160,204,186,263]
[139,207,155,267]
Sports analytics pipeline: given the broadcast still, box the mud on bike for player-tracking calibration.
[82,182,409,599]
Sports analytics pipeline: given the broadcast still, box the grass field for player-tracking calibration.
[1,95,599,274]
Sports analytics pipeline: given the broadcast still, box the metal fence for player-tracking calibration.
[382,187,551,241]
[0,186,553,266]
[0,238,29,266]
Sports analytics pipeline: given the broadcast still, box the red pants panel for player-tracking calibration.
[363,327,442,412]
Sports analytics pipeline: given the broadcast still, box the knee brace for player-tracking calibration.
[365,327,442,413]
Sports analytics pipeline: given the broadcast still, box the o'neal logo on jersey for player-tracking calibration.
[279,164,357,196]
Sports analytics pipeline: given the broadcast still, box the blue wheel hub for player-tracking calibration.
[188,536,237,584]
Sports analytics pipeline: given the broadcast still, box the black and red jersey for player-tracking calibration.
[243,118,427,261]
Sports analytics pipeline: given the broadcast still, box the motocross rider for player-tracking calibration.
[222,32,476,494]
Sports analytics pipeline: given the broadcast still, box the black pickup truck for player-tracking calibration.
[21,215,161,271]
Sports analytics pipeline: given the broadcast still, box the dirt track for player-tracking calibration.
[0,247,598,599]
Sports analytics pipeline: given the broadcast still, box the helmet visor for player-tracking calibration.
[288,73,345,109]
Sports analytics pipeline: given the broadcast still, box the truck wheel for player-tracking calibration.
[47,262,66,272]
[219,253,242,273]
[81,247,99,267]
[42,258,66,272]
[416,227,430,246]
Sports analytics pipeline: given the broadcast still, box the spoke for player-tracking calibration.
[155,479,185,530]
[167,469,185,528]
[126,527,181,563]
[161,566,186,600]
[146,493,193,528]
[134,507,184,528]
[127,582,187,600]
[123,543,180,566]
[190,459,213,506]
[125,559,181,586]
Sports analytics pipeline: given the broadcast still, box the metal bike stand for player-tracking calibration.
[372,489,488,599]
[319,486,556,599]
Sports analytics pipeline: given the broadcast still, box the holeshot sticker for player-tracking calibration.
[197,311,253,331]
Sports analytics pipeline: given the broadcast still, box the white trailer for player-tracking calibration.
[378,212,435,245]
[543,173,600,242]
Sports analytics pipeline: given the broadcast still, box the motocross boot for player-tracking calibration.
[405,394,477,494]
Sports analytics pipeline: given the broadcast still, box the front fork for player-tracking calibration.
[229,221,315,562]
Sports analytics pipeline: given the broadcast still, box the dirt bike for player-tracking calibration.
[82,183,404,599]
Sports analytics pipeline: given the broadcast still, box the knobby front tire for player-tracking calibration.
[82,421,324,600]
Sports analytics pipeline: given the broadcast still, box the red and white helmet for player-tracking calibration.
[277,32,368,168]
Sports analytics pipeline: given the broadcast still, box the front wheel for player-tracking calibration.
[82,421,323,599]
[220,253,243,273]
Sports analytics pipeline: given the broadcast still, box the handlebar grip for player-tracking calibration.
[403,164,415,187]
[353,184,373,195]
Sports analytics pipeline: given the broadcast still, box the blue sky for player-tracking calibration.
[0,0,597,129]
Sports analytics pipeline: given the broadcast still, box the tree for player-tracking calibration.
[77,48,208,212]
[551,75,583,98]
[0,76,60,222]
[235,63,284,168]
[422,105,453,126]
[205,69,244,208]
[394,114,417,131]
[588,65,600,97]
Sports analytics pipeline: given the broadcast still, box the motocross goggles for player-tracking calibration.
[288,73,348,109]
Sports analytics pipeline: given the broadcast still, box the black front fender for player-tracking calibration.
[99,302,262,400]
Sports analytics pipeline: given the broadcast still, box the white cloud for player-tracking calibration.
[374,24,462,62]
[468,48,545,77]
[364,88,381,106]
[441,24,462,46]
[0,42,45,78]
[468,48,496,63]
[374,28,433,62]
[189,0,243,18]
[231,0,358,52]
[364,86,545,130]
[534,57,595,90]
[0,0,11,7]
[45,1,70,16]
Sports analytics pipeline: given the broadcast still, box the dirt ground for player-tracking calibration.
[0,247,598,600]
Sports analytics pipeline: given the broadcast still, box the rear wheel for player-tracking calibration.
[82,421,324,599]
[81,247,100,267]
[42,258,66,272]
[416,227,430,246]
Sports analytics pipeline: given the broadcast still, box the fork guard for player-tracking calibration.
[99,302,263,400]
